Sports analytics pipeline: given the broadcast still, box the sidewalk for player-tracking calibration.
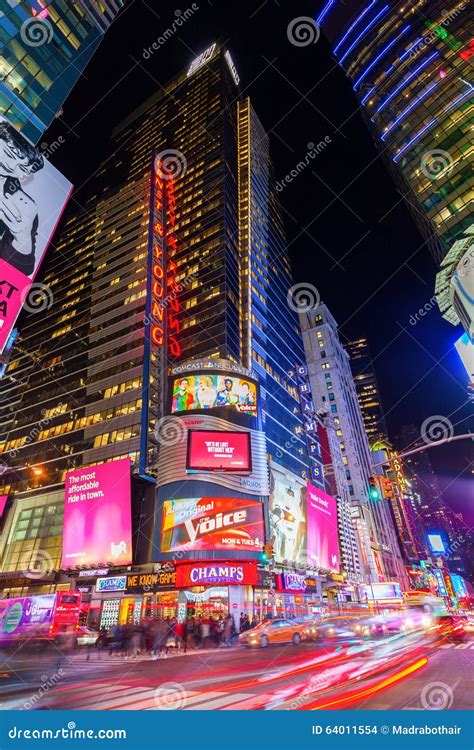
[71,645,239,662]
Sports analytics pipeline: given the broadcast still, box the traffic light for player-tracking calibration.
[261,544,274,563]
[368,477,380,501]
[381,476,394,500]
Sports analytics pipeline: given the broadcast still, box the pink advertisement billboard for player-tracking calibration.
[306,483,340,572]
[0,117,72,353]
[0,494,8,518]
[61,458,132,569]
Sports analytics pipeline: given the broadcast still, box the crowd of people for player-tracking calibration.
[91,612,260,659]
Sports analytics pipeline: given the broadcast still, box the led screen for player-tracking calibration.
[171,374,257,416]
[161,496,264,553]
[269,466,306,565]
[187,430,251,471]
[306,483,340,572]
[62,458,132,568]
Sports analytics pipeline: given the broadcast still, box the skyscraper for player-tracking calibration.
[0,43,320,623]
[1,0,125,143]
[317,1,472,265]
[346,337,388,442]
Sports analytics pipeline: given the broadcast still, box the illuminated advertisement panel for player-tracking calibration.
[171,374,257,416]
[269,465,306,565]
[306,483,340,572]
[433,568,448,597]
[0,117,72,354]
[161,497,264,553]
[0,494,7,518]
[359,582,403,602]
[187,430,251,472]
[61,458,132,568]
[176,562,258,587]
[450,573,468,599]
[427,531,448,555]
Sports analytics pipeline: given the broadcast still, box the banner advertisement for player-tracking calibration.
[161,496,264,552]
[0,117,72,353]
[269,465,306,565]
[0,494,8,518]
[61,458,132,568]
[306,483,340,572]
[171,373,257,416]
[0,594,55,636]
[187,430,251,471]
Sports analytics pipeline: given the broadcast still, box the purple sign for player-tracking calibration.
[282,572,307,591]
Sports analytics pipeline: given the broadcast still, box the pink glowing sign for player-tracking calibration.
[61,458,132,569]
[0,494,8,518]
[306,483,340,572]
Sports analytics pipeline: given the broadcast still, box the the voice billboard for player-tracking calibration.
[0,117,72,353]
[61,458,132,568]
[161,496,264,553]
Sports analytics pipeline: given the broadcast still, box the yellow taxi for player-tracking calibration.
[239,618,306,648]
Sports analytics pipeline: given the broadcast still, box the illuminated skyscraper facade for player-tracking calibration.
[346,337,388,442]
[317,0,472,265]
[1,0,124,142]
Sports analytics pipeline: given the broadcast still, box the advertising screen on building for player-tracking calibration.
[176,562,258,587]
[306,483,340,572]
[161,496,264,553]
[171,374,257,416]
[359,582,403,602]
[427,532,447,555]
[269,465,306,565]
[0,494,7,518]
[0,117,72,354]
[62,458,132,568]
[187,430,251,472]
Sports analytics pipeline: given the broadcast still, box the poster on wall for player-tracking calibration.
[306,483,340,572]
[0,117,72,353]
[161,496,264,553]
[268,465,306,565]
[187,430,251,471]
[61,458,132,568]
[171,373,257,416]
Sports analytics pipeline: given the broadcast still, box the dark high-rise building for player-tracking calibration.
[0,43,319,622]
[346,337,388,442]
[317,1,472,266]
[1,0,125,143]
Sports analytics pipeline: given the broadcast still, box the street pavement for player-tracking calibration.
[1,638,472,711]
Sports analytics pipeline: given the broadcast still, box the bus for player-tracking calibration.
[0,591,82,646]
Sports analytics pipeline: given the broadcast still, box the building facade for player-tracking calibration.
[318,0,472,266]
[0,43,322,626]
[346,337,388,442]
[1,0,124,143]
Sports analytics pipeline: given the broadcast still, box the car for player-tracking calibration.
[239,618,305,648]
[76,626,98,647]
[432,614,468,642]
[303,616,370,642]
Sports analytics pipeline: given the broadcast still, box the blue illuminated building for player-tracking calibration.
[317,0,472,265]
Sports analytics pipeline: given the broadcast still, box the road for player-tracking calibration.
[1,637,472,711]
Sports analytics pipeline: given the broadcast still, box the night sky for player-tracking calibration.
[44,0,472,524]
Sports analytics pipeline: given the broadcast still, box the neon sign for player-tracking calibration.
[187,43,216,77]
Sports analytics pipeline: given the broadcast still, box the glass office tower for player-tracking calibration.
[317,0,472,265]
[0,44,312,591]
[1,0,124,142]
[346,337,388,442]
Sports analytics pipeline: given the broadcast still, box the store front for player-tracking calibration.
[270,572,323,618]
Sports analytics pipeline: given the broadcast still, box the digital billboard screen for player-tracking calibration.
[269,465,306,565]
[62,458,132,568]
[359,582,403,602]
[171,374,257,416]
[161,496,264,553]
[187,430,251,472]
[306,483,340,572]
[427,532,447,555]
[0,117,72,354]
[0,494,7,519]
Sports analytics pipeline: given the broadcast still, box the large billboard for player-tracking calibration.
[161,496,264,553]
[306,483,340,572]
[171,373,257,416]
[268,464,306,565]
[187,430,251,472]
[0,117,72,353]
[61,458,132,569]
